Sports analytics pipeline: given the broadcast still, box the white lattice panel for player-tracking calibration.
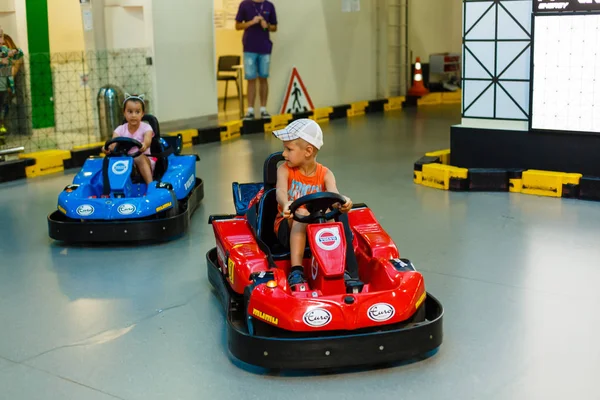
[463,0,532,120]
[531,14,600,133]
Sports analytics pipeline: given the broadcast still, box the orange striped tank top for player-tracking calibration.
[274,162,328,233]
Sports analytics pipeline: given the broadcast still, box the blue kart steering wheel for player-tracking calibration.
[104,137,144,159]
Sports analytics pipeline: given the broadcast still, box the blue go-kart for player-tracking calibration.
[47,115,204,243]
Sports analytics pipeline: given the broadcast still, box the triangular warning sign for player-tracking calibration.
[280,67,315,115]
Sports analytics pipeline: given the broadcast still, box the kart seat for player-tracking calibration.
[263,152,284,191]
[256,187,292,258]
[144,114,168,181]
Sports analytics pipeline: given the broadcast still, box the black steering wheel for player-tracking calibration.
[104,137,144,158]
[289,192,347,223]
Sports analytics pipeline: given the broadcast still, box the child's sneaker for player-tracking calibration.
[260,110,271,119]
[288,266,307,287]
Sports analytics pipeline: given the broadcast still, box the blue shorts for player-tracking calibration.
[244,52,270,80]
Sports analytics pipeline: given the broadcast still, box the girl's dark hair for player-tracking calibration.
[123,94,145,112]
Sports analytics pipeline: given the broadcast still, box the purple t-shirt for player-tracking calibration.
[235,0,277,54]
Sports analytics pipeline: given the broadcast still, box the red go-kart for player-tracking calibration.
[206,153,443,370]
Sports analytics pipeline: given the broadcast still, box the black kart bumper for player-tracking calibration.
[48,179,204,243]
[206,248,444,370]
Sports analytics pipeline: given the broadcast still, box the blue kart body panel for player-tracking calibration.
[57,140,197,221]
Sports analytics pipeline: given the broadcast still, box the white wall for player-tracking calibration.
[264,0,377,112]
[409,0,462,60]
[48,0,85,53]
[105,5,146,49]
[151,0,217,123]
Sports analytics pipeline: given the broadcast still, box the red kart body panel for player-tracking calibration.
[211,216,270,295]
[211,207,427,333]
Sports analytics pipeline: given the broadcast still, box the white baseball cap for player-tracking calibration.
[272,119,324,149]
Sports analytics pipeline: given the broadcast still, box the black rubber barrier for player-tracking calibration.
[366,99,389,113]
[195,126,224,144]
[413,156,440,172]
[0,158,35,183]
[578,176,600,201]
[242,118,270,135]
[68,146,102,169]
[449,177,468,191]
[290,111,314,121]
[468,168,510,192]
[329,104,351,120]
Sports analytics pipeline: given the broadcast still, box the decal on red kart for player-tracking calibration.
[367,303,396,322]
[117,204,136,215]
[315,227,341,251]
[303,308,332,327]
[111,160,130,175]
[252,308,279,325]
[76,204,94,217]
[228,257,235,284]
[311,256,318,280]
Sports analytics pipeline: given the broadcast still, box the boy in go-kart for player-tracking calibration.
[273,119,353,287]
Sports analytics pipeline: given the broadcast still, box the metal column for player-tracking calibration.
[386,0,409,97]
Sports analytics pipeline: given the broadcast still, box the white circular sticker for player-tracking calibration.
[117,204,136,215]
[315,227,341,251]
[111,160,130,175]
[303,308,332,327]
[76,204,94,217]
[367,303,396,322]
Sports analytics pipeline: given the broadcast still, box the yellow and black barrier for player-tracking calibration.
[70,142,104,168]
[167,129,198,148]
[19,149,72,178]
[413,150,600,202]
[1,94,448,183]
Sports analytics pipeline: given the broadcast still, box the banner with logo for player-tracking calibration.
[535,0,600,13]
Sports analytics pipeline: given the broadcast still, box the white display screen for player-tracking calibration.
[531,14,600,133]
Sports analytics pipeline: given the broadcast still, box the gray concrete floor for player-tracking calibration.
[1,105,599,399]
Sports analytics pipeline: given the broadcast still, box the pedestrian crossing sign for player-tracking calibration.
[280,67,315,115]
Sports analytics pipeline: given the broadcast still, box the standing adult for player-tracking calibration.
[0,27,23,145]
[235,0,277,120]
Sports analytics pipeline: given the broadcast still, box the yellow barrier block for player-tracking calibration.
[509,178,523,193]
[384,96,405,111]
[19,149,71,178]
[347,101,369,117]
[425,149,451,165]
[417,92,442,106]
[72,141,104,151]
[421,163,468,190]
[264,114,292,132]
[413,170,423,184]
[441,90,462,104]
[220,120,242,141]
[310,107,333,123]
[521,170,582,198]
[167,129,198,148]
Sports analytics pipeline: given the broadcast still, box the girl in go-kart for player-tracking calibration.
[102,94,155,185]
